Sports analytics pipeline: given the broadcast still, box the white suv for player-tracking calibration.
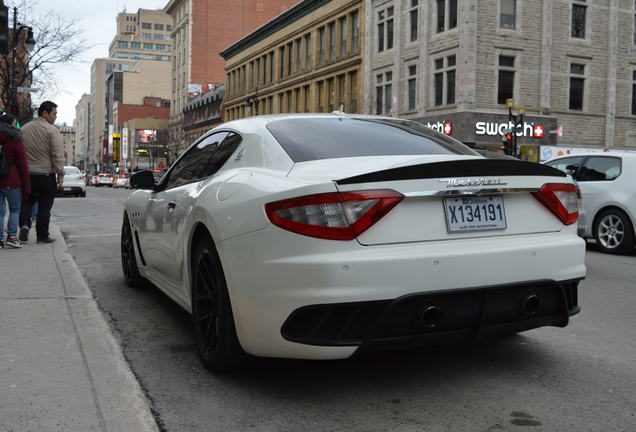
[545,152,636,254]
[61,166,87,198]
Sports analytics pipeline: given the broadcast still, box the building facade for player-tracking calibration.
[363,0,636,160]
[163,0,301,156]
[58,124,76,166]
[108,9,173,63]
[89,58,136,173]
[222,0,363,121]
[182,84,224,150]
[120,117,169,171]
[74,94,90,169]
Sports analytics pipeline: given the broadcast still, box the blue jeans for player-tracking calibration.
[0,186,22,239]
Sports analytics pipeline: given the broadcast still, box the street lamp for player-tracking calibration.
[10,6,35,119]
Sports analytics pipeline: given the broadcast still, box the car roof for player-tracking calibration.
[546,151,636,162]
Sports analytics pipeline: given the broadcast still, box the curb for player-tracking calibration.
[51,225,159,432]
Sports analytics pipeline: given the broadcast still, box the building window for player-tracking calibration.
[141,32,152,39]
[352,10,360,51]
[572,2,587,39]
[407,65,417,110]
[500,0,516,29]
[153,34,164,40]
[436,0,457,33]
[142,22,151,29]
[296,38,302,72]
[287,42,293,75]
[349,71,358,112]
[328,22,336,60]
[375,71,393,114]
[377,6,394,52]
[410,0,419,42]
[167,24,172,31]
[117,41,129,49]
[143,43,153,50]
[318,27,326,64]
[279,46,285,78]
[154,23,164,30]
[131,42,140,49]
[632,71,636,115]
[434,55,456,106]
[497,55,515,105]
[304,34,312,69]
[569,63,585,110]
[155,44,166,51]
[339,17,347,56]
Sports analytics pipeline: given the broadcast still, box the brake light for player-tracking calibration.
[265,189,404,240]
[531,183,578,225]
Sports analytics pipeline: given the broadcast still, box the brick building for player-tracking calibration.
[221,0,363,121]
[163,0,301,155]
[363,0,636,161]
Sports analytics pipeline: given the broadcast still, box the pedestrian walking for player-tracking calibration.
[0,112,30,249]
[18,101,64,244]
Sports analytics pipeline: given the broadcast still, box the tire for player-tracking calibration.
[191,236,246,372]
[121,212,146,287]
[593,208,635,254]
[80,191,86,197]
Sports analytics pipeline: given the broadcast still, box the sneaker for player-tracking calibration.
[37,237,56,244]
[5,237,22,248]
[18,226,29,242]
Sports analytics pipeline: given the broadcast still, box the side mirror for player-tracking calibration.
[130,170,155,190]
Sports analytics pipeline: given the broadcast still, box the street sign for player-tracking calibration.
[17,87,39,93]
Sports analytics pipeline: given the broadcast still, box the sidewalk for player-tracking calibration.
[0,225,159,432]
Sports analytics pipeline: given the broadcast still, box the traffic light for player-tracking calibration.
[502,128,514,156]
[0,5,9,55]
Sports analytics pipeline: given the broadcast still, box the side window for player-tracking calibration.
[545,156,585,178]
[165,132,229,189]
[578,156,622,182]
[193,132,242,179]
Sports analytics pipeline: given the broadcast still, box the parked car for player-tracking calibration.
[113,174,130,189]
[122,114,585,372]
[58,166,87,197]
[95,173,114,187]
[544,151,636,254]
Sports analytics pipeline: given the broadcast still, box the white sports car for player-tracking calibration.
[122,114,586,372]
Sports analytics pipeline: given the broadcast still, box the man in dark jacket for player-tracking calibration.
[0,112,30,248]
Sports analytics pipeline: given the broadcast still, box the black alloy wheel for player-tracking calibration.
[593,208,635,254]
[121,213,145,287]
[191,237,245,372]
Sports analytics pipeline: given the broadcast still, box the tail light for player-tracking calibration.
[531,183,578,225]
[265,189,403,240]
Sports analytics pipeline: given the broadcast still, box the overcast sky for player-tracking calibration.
[11,0,166,125]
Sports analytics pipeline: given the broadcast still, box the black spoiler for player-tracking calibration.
[336,158,566,185]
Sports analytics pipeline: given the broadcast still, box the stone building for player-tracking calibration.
[221,0,363,121]
[163,0,301,155]
[182,84,225,151]
[58,124,76,166]
[363,0,636,161]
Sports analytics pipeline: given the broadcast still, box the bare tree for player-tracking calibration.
[0,3,90,121]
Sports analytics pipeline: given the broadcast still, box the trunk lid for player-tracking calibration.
[327,157,570,245]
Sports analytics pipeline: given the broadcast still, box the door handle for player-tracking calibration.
[167,201,176,209]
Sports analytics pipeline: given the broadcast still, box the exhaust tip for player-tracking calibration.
[420,305,442,328]
[521,292,541,316]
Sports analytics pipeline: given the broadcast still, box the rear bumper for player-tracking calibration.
[58,185,86,195]
[281,279,580,351]
[219,226,586,360]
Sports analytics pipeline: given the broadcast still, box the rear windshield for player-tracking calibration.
[266,117,479,162]
[64,167,81,175]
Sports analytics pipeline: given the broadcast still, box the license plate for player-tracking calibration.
[64,187,71,191]
[443,196,507,233]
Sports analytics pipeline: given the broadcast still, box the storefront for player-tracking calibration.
[414,112,558,162]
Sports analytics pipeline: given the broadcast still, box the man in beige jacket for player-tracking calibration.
[18,101,64,243]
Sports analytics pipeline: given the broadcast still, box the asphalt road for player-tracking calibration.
[52,186,636,432]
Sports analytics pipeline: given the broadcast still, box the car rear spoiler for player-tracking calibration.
[336,158,566,185]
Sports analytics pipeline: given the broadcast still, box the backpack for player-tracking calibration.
[0,143,10,177]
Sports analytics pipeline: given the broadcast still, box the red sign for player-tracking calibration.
[443,122,452,135]
[533,125,544,138]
